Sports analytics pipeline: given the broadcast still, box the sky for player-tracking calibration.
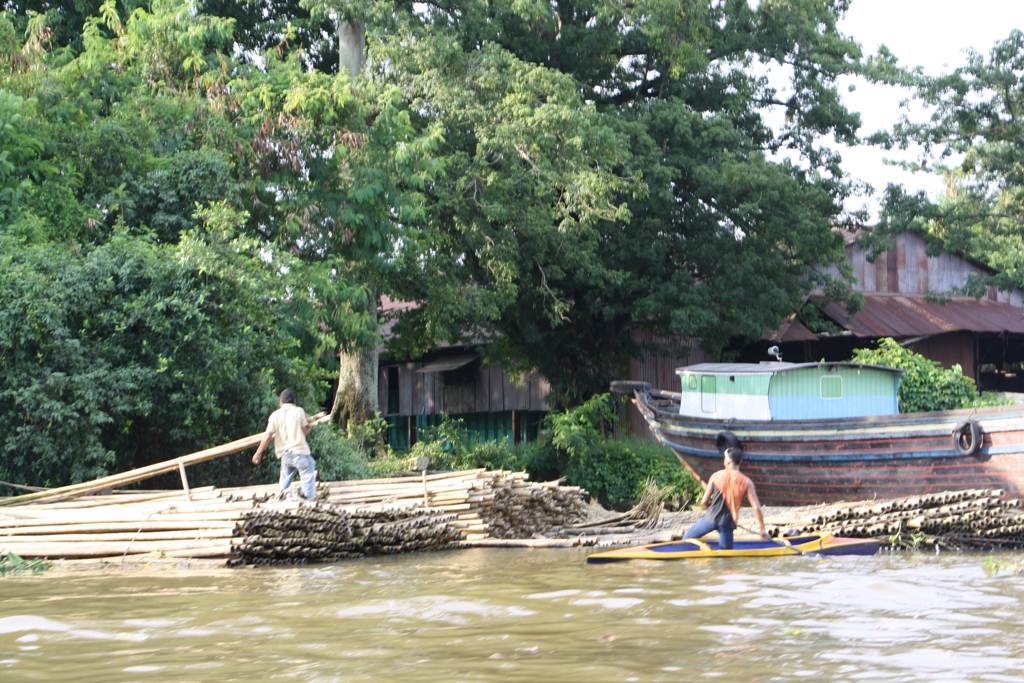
[834,0,1024,220]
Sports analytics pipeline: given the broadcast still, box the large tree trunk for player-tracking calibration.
[332,341,378,428]
[332,19,376,432]
[338,21,365,78]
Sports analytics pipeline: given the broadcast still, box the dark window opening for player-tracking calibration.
[387,366,400,414]
[443,360,476,387]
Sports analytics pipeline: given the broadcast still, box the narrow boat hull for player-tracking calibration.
[586,534,879,563]
[633,387,1024,506]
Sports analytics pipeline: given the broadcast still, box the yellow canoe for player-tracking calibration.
[586,534,879,563]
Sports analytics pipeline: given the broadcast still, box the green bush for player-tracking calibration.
[562,437,703,511]
[306,423,372,482]
[851,338,1009,413]
[404,398,701,510]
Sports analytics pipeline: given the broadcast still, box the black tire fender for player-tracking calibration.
[716,430,742,454]
[609,380,651,395]
[952,418,981,456]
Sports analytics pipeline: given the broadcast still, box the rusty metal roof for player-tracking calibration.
[765,315,819,343]
[819,294,1024,337]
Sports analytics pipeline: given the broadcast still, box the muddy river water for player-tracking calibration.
[2,548,1024,682]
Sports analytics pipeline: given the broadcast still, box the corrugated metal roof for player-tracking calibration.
[766,316,819,343]
[819,294,1024,337]
[677,362,902,375]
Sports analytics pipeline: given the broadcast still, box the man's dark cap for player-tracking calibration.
[279,389,296,404]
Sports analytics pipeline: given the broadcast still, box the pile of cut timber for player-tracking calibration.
[0,487,244,561]
[229,500,461,567]
[323,470,589,541]
[770,489,1024,550]
[0,470,592,564]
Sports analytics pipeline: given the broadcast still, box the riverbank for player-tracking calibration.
[4,466,1024,570]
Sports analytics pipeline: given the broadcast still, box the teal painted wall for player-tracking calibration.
[386,411,544,451]
[678,372,771,396]
[768,367,899,419]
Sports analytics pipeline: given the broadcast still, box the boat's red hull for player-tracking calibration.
[634,388,1024,506]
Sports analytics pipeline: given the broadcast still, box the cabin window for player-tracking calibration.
[700,375,716,413]
[820,375,842,400]
[688,374,697,390]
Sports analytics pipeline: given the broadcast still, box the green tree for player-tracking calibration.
[0,227,319,489]
[868,30,1024,294]
[11,1,429,430]
[375,0,864,405]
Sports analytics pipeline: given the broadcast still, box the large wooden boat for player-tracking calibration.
[614,361,1024,506]
[586,533,880,563]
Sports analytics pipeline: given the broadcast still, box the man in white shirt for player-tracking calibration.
[252,389,316,500]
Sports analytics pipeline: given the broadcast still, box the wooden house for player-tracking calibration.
[377,353,549,448]
[375,297,550,448]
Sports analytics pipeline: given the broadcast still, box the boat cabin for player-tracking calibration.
[676,362,903,421]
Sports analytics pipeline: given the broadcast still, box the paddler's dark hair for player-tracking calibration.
[724,447,743,465]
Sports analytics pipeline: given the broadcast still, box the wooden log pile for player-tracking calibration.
[323,470,589,541]
[0,470,593,563]
[0,487,244,561]
[228,500,462,567]
[770,489,1024,550]
[478,476,589,539]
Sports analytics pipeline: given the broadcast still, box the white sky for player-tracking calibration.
[836,0,1024,220]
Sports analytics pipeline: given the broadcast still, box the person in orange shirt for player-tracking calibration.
[684,447,769,549]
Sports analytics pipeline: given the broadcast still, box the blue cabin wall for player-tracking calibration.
[767,367,900,420]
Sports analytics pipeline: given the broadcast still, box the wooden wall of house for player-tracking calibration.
[819,232,1023,305]
[625,332,715,439]
[378,362,549,417]
[908,332,979,379]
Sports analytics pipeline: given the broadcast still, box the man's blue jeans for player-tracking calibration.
[279,451,317,500]
[683,517,734,549]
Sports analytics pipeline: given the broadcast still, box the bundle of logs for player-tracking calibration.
[769,488,1024,550]
[228,500,462,567]
[323,469,590,542]
[0,470,593,564]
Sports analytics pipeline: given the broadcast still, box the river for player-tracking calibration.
[2,548,1024,682]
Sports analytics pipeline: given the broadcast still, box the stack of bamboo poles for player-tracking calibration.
[0,487,245,560]
[323,470,589,543]
[768,489,1024,550]
[0,487,468,565]
[0,470,594,563]
[229,500,462,567]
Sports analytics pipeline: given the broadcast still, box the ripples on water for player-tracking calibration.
[2,549,1024,682]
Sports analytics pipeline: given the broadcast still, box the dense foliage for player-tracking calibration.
[0,230,319,487]
[408,396,702,510]
[851,338,1006,413]
[0,1,418,489]
[868,30,1024,295]
[376,0,867,404]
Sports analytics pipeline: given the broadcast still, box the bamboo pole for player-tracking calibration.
[0,521,238,535]
[0,529,236,543]
[178,459,191,501]
[0,413,330,507]
[0,538,235,558]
